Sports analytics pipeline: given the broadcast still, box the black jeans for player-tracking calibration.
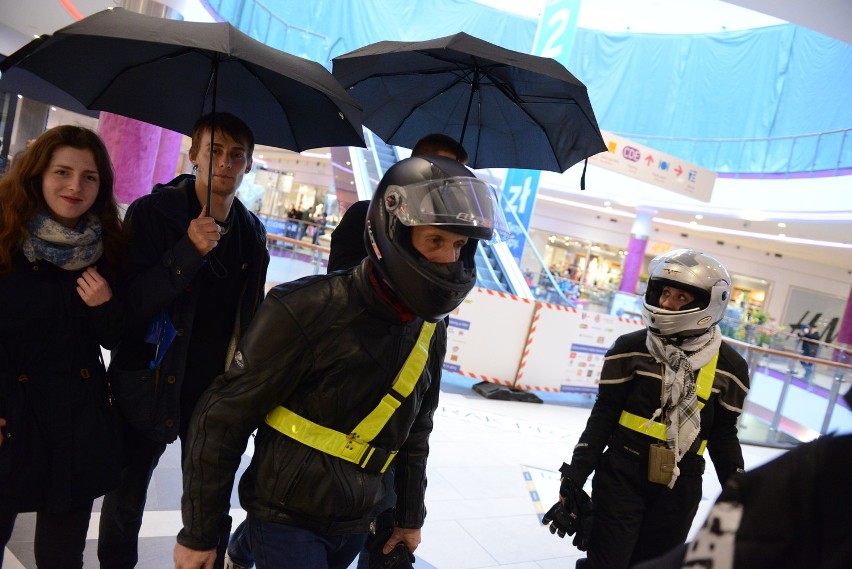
[97,424,231,568]
[97,425,168,568]
[0,501,93,569]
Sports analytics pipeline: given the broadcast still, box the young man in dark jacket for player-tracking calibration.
[543,249,750,569]
[98,112,269,568]
[173,155,508,569]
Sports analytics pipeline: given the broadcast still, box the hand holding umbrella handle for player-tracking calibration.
[187,205,220,257]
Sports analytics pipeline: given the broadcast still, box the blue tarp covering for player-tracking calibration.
[215,0,852,174]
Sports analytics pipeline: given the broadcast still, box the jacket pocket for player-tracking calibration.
[109,366,157,435]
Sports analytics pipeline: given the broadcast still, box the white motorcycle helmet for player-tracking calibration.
[642,249,732,337]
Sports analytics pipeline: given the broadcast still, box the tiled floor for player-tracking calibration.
[4,373,787,569]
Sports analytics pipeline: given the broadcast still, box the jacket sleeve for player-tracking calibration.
[706,344,750,485]
[120,198,205,329]
[393,322,446,529]
[565,333,641,485]
[177,292,312,550]
[88,296,125,350]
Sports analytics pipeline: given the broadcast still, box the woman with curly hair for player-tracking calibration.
[0,125,126,567]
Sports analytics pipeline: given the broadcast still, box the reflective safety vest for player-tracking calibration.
[618,352,719,455]
[265,321,436,474]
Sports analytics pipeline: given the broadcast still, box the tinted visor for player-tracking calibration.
[385,177,511,242]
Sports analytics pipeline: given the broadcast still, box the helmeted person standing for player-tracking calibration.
[174,155,509,569]
[542,249,750,569]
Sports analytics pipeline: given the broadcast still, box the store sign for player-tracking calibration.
[589,130,717,202]
[502,168,542,260]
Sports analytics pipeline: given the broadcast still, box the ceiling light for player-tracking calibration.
[694,214,703,220]
[778,222,786,228]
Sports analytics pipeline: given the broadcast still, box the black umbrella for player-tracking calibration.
[0,8,365,206]
[0,55,99,119]
[332,32,607,173]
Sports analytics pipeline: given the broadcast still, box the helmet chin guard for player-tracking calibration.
[365,156,508,322]
[641,249,732,338]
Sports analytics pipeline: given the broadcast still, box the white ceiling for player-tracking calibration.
[1,0,850,270]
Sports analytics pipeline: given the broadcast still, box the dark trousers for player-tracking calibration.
[97,425,231,568]
[0,502,93,569]
[241,514,366,569]
[97,426,167,568]
[586,447,703,569]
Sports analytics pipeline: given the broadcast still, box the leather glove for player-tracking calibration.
[366,529,415,569]
[369,542,415,569]
[542,464,593,549]
[572,487,593,551]
[542,500,576,538]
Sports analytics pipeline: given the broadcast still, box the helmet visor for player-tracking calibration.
[386,177,511,242]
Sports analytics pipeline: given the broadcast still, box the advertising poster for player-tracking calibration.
[516,305,643,393]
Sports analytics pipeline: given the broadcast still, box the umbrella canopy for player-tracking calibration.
[0,55,99,119]
[332,32,607,172]
[0,8,365,152]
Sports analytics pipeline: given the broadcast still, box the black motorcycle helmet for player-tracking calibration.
[365,155,508,322]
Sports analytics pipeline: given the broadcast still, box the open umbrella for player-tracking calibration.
[0,55,99,119]
[0,7,365,205]
[332,32,607,172]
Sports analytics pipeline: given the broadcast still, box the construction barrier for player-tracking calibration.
[444,287,536,386]
[444,288,644,394]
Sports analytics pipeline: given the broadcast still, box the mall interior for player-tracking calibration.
[0,1,850,568]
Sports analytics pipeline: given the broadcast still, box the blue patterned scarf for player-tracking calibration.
[22,212,104,270]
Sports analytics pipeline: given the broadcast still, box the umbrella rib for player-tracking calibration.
[87,47,201,108]
[382,71,472,143]
[236,60,301,151]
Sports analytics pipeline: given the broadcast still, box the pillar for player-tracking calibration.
[619,207,655,294]
[97,0,183,207]
[836,286,852,360]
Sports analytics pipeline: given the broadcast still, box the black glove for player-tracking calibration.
[542,500,577,538]
[366,529,415,569]
[572,488,593,551]
[369,542,415,569]
[542,464,593,550]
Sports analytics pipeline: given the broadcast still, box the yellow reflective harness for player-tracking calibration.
[265,321,436,474]
[618,352,718,455]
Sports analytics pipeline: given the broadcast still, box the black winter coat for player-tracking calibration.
[177,261,446,550]
[0,253,123,513]
[108,175,269,444]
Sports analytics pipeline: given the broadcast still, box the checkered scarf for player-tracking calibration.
[646,325,721,488]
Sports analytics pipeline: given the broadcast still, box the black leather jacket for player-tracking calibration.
[178,261,446,550]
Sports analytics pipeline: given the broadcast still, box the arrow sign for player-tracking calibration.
[645,155,654,166]
[675,165,683,176]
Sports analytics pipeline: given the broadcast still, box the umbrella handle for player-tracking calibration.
[205,59,220,214]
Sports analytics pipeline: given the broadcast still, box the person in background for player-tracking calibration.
[797,325,820,383]
[327,133,468,272]
[542,249,750,569]
[311,211,328,245]
[175,155,509,569]
[98,112,270,569]
[0,125,125,568]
